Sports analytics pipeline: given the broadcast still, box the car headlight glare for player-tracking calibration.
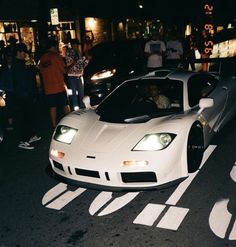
[54,125,78,144]
[133,133,176,151]
[91,69,116,80]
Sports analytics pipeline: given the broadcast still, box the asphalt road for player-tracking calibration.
[1,99,236,247]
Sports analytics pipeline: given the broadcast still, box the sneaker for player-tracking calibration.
[18,141,35,150]
[28,135,41,143]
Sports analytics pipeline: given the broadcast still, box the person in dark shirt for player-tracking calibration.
[0,52,15,130]
[12,43,41,150]
[0,40,6,66]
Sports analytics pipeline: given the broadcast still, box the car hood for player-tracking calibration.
[59,109,183,153]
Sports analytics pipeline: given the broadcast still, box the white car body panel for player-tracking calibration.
[49,69,236,191]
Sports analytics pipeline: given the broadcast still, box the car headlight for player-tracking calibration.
[132,133,176,151]
[91,69,116,80]
[53,125,78,144]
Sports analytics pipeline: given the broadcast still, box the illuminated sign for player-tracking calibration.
[50,8,59,25]
[203,2,214,55]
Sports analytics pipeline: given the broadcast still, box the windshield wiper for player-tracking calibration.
[124,115,151,123]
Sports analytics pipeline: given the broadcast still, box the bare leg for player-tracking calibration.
[63,105,71,115]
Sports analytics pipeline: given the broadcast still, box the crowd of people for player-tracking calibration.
[0,29,210,150]
[143,29,212,72]
[0,34,91,150]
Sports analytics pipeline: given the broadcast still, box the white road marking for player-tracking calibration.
[98,192,139,216]
[43,145,217,232]
[166,145,216,206]
[209,199,232,239]
[133,145,216,230]
[46,188,86,210]
[165,172,197,206]
[133,203,166,226]
[199,145,217,169]
[42,183,68,205]
[229,163,236,240]
[89,192,113,215]
[156,206,189,231]
[229,221,236,240]
[230,165,236,182]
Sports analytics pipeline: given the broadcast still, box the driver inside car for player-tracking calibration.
[148,84,171,109]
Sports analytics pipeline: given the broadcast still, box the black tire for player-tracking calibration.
[187,122,204,173]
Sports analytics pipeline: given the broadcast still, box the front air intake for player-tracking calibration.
[121,172,157,183]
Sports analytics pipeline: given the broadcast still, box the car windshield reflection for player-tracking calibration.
[96,78,183,123]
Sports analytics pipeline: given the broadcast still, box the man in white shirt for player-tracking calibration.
[166,39,183,59]
[144,31,166,71]
[166,33,183,68]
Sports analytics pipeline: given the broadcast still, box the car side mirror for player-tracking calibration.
[198,98,214,113]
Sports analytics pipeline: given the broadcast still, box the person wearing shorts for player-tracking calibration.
[46,91,69,108]
[39,38,71,128]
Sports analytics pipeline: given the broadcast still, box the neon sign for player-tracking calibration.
[203,2,214,55]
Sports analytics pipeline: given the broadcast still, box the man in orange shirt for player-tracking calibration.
[39,38,70,128]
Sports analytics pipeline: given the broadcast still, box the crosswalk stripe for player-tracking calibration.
[133,203,166,226]
[42,183,68,206]
[230,165,236,182]
[229,220,236,240]
[46,188,86,210]
[199,145,217,169]
[98,192,139,216]
[156,206,189,231]
[166,145,216,206]
[89,192,113,215]
[165,172,197,206]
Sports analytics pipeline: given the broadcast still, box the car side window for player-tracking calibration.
[188,74,217,107]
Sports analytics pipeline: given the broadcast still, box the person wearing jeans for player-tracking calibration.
[64,39,89,110]
[67,75,85,110]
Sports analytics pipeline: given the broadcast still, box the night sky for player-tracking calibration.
[0,0,235,25]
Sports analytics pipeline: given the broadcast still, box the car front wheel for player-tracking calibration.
[187,122,204,173]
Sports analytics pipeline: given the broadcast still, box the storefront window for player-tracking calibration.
[0,21,19,45]
[48,21,77,47]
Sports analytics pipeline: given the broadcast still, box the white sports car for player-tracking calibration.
[49,67,236,191]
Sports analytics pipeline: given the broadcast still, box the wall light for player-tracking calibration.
[87,18,96,29]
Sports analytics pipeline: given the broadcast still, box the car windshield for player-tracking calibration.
[96,78,183,123]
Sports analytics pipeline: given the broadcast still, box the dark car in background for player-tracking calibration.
[83,39,147,105]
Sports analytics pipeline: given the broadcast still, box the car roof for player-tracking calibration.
[141,69,195,81]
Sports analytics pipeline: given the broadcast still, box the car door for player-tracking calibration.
[188,74,228,130]
[213,75,236,130]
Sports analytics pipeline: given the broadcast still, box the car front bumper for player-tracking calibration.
[49,154,188,191]
[49,163,187,192]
